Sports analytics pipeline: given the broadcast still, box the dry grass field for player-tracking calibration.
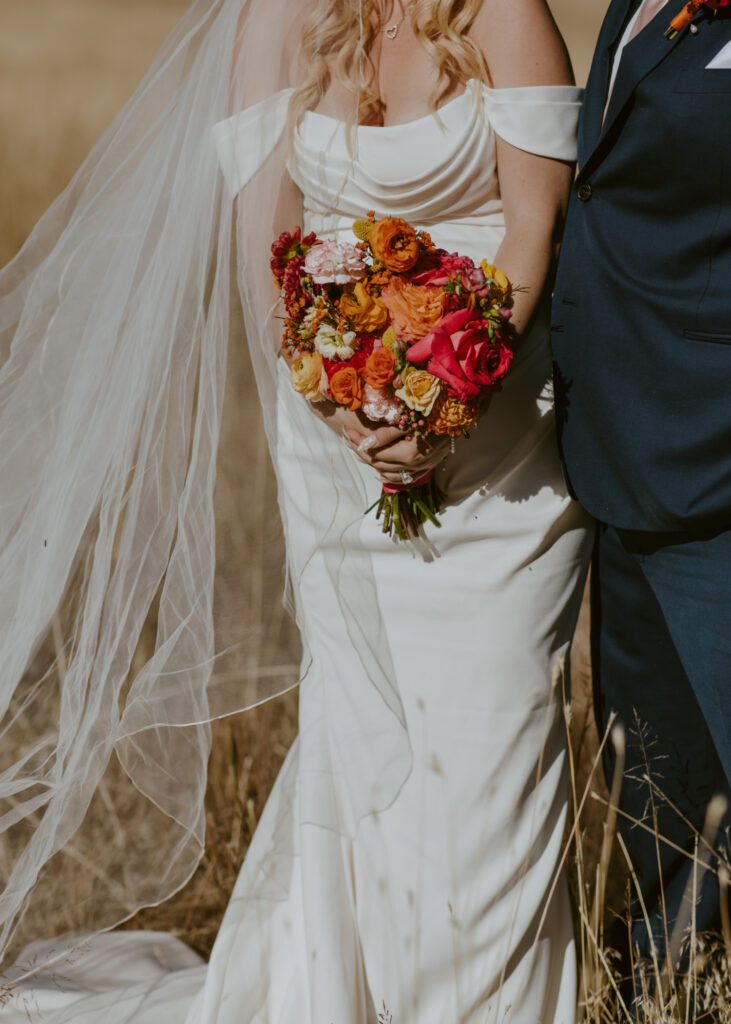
[2,2,729,1020]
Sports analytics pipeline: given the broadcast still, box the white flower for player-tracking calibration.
[313,323,358,361]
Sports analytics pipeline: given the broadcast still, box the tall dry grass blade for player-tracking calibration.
[593,723,625,948]
[682,836,699,1024]
[591,794,722,877]
[535,711,617,946]
[564,694,596,1013]
[617,830,667,1016]
[634,720,674,995]
[641,774,725,865]
[719,865,731,958]
[576,898,633,1022]
[665,795,728,985]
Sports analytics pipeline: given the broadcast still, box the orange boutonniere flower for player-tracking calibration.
[665,0,729,39]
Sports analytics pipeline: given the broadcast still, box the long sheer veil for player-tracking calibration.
[0,0,410,967]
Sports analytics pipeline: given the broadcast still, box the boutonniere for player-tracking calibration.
[665,0,730,39]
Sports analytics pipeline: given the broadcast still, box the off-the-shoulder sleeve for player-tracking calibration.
[480,85,583,162]
[212,88,295,195]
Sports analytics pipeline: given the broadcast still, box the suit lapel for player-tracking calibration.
[579,0,636,166]
[579,0,690,177]
[601,0,689,136]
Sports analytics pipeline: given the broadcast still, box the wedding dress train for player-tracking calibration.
[0,80,592,1023]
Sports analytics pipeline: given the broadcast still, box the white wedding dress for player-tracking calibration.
[0,81,592,1024]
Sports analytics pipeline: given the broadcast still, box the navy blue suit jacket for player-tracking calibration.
[552,0,731,531]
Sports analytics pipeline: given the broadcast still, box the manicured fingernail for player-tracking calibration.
[358,436,377,452]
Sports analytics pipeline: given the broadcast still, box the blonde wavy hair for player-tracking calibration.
[289,0,486,134]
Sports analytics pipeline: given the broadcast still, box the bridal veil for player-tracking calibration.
[0,0,411,969]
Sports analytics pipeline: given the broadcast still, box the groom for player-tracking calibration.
[552,0,731,980]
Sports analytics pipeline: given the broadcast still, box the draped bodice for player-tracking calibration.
[214,82,583,263]
[290,82,501,247]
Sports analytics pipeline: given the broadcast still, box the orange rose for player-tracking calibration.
[381,276,447,344]
[339,282,389,333]
[369,217,420,273]
[330,366,362,410]
[362,347,396,390]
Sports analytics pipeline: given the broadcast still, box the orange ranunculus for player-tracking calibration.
[362,347,396,390]
[330,366,362,410]
[369,217,420,273]
[339,282,389,333]
[381,276,447,344]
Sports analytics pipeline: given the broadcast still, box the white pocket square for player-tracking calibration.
[706,40,731,69]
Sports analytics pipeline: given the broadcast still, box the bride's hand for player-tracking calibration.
[310,400,404,453]
[345,430,451,487]
[309,400,452,486]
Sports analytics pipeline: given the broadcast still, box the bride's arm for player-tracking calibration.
[477,0,575,338]
[350,0,576,484]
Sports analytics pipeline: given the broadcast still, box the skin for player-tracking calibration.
[306,0,575,486]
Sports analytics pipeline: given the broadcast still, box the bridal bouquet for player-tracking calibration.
[271,212,515,539]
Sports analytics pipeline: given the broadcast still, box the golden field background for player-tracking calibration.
[0,0,609,265]
[0,0,624,993]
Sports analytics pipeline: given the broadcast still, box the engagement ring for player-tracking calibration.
[400,470,415,485]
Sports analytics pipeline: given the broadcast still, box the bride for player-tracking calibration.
[0,0,592,1021]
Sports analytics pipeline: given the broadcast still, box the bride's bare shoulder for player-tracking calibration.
[470,0,574,88]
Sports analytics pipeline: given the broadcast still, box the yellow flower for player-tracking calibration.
[339,282,389,333]
[480,262,511,304]
[381,327,403,352]
[395,367,442,416]
[290,351,328,403]
[352,218,374,241]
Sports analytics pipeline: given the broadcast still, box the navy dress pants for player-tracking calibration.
[592,523,731,969]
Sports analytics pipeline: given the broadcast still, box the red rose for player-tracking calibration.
[412,252,475,287]
[406,308,513,404]
[322,337,374,380]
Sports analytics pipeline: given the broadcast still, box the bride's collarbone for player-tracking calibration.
[310,80,468,128]
[313,51,463,127]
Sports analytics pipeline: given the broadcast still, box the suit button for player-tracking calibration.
[577,182,593,202]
